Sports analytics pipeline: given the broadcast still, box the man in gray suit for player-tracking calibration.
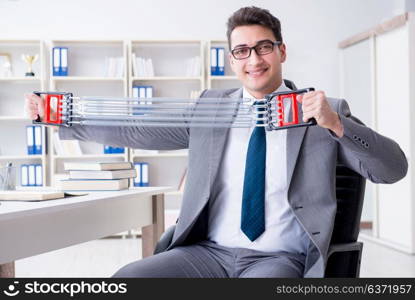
[25,7,407,277]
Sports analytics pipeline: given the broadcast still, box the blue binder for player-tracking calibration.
[28,164,36,186]
[34,125,42,154]
[60,47,68,76]
[210,47,218,75]
[52,47,61,76]
[20,164,28,186]
[133,163,142,187]
[111,147,125,154]
[104,145,111,154]
[35,164,43,186]
[26,126,34,155]
[217,47,225,76]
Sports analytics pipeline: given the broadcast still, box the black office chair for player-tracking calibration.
[155,162,366,278]
[325,163,366,277]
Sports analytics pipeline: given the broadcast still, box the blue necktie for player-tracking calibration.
[241,101,266,241]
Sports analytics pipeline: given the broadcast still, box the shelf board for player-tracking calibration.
[0,77,41,82]
[54,154,126,159]
[131,76,202,81]
[0,155,43,160]
[209,75,238,80]
[51,76,124,81]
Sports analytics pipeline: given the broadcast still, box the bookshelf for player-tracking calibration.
[0,38,240,229]
[0,40,47,187]
[339,13,415,253]
[47,40,129,186]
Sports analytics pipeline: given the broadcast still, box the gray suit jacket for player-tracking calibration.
[60,87,408,277]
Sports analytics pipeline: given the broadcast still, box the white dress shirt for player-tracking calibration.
[207,82,310,254]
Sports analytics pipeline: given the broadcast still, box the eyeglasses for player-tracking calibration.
[231,40,282,60]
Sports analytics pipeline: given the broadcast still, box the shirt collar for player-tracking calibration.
[242,82,291,104]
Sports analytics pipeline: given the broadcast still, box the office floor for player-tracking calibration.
[15,236,415,277]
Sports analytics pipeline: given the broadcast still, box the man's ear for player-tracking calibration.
[229,53,236,73]
[279,43,287,63]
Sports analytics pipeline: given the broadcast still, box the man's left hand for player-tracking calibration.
[297,90,344,138]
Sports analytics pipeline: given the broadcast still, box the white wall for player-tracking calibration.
[0,0,405,97]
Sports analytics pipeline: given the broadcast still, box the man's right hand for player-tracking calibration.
[24,93,45,122]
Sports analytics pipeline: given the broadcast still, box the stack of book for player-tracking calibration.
[60,161,136,191]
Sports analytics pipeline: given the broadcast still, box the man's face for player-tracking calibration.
[229,24,286,98]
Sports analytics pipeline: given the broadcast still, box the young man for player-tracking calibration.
[25,7,407,278]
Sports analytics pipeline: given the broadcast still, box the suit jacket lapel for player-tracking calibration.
[287,127,307,187]
[286,107,308,190]
[209,88,243,189]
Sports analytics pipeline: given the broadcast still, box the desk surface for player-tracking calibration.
[0,187,171,265]
[0,187,171,219]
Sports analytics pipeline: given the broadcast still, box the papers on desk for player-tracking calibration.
[0,187,88,201]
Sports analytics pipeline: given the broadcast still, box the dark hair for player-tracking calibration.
[226,6,283,49]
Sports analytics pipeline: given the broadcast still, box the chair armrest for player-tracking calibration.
[327,241,363,258]
[154,225,176,255]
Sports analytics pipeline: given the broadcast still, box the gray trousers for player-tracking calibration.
[113,240,305,278]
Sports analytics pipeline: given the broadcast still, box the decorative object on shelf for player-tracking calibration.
[21,54,38,77]
[0,53,12,77]
[0,162,15,190]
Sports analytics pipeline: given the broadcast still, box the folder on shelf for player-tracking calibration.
[111,147,124,154]
[139,86,146,105]
[133,163,142,187]
[217,47,225,76]
[210,47,218,75]
[28,164,36,186]
[0,190,65,201]
[26,126,34,155]
[20,164,28,187]
[104,145,111,154]
[35,164,43,186]
[132,86,139,98]
[52,47,60,76]
[132,53,138,77]
[60,47,68,76]
[34,125,42,154]
[104,146,125,154]
[146,86,153,104]
[133,162,149,187]
[141,162,149,187]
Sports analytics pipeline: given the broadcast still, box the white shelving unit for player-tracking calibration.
[0,40,47,186]
[0,38,242,230]
[47,40,129,186]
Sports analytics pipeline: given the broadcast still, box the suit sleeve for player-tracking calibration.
[329,99,408,184]
[57,90,211,150]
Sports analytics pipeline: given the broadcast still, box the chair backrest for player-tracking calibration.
[330,163,366,244]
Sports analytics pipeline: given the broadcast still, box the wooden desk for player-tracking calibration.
[0,187,171,277]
